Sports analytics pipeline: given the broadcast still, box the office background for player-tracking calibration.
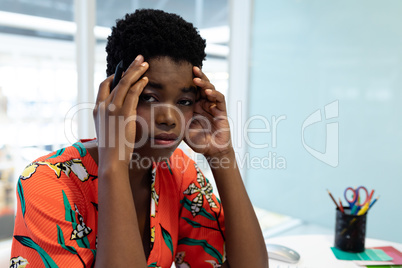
[0,0,401,244]
[246,0,402,243]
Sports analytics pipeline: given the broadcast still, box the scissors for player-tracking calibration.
[344,186,373,215]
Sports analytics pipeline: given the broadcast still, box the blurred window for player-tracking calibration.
[0,0,228,242]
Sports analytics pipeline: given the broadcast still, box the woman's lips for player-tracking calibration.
[152,133,179,146]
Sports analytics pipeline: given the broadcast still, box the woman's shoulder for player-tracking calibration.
[19,141,97,182]
[31,141,86,162]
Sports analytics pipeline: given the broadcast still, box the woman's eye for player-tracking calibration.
[141,95,157,103]
[178,99,194,106]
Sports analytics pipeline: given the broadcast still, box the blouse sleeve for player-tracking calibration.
[10,161,97,267]
[175,162,226,268]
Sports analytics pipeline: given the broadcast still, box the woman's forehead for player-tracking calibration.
[147,57,193,72]
[145,57,195,88]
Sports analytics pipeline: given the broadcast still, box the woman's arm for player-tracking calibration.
[93,55,149,267]
[186,67,268,267]
[96,165,146,267]
[208,149,268,268]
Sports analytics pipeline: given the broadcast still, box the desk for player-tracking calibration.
[266,235,402,268]
[0,239,11,267]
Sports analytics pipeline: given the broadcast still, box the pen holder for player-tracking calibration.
[334,207,366,253]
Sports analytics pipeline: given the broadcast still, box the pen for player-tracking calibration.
[327,189,341,210]
[338,198,345,214]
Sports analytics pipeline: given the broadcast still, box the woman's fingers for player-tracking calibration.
[94,75,115,121]
[122,76,149,114]
[193,66,210,82]
[205,89,226,112]
[193,67,227,113]
[193,66,213,99]
[195,100,215,118]
[194,77,215,91]
[112,55,149,106]
[96,75,114,105]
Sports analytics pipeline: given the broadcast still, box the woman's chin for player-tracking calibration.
[132,145,178,164]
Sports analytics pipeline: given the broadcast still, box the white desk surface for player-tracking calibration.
[0,239,11,268]
[3,235,402,267]
[266,234,402,268]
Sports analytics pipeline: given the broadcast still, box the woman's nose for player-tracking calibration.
[154,104,177,127]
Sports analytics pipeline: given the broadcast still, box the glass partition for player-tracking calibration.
[247,0,402,242]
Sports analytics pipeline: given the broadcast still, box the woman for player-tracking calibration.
[10,9,268,268]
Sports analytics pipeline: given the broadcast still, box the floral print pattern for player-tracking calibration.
[11,141,225,267]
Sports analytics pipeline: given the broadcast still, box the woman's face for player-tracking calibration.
[132,56,197,163]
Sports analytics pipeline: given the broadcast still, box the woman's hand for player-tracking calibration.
[184,67,232,159]
[94,57,150,268]
[93,55,149,167]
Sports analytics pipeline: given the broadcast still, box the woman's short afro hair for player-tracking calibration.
[105,9,206,76]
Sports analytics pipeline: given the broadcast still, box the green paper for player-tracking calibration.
[331,247,393,261]
[366,266,402,268]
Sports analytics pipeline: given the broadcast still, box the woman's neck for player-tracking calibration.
[129,161,153,189]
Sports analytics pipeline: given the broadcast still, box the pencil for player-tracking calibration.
[357,202,369,216]
[340,218,357,236]
[368,189,374,201]
[368,196,380,210]
[327,189,341,210]
[338,198,345,214]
